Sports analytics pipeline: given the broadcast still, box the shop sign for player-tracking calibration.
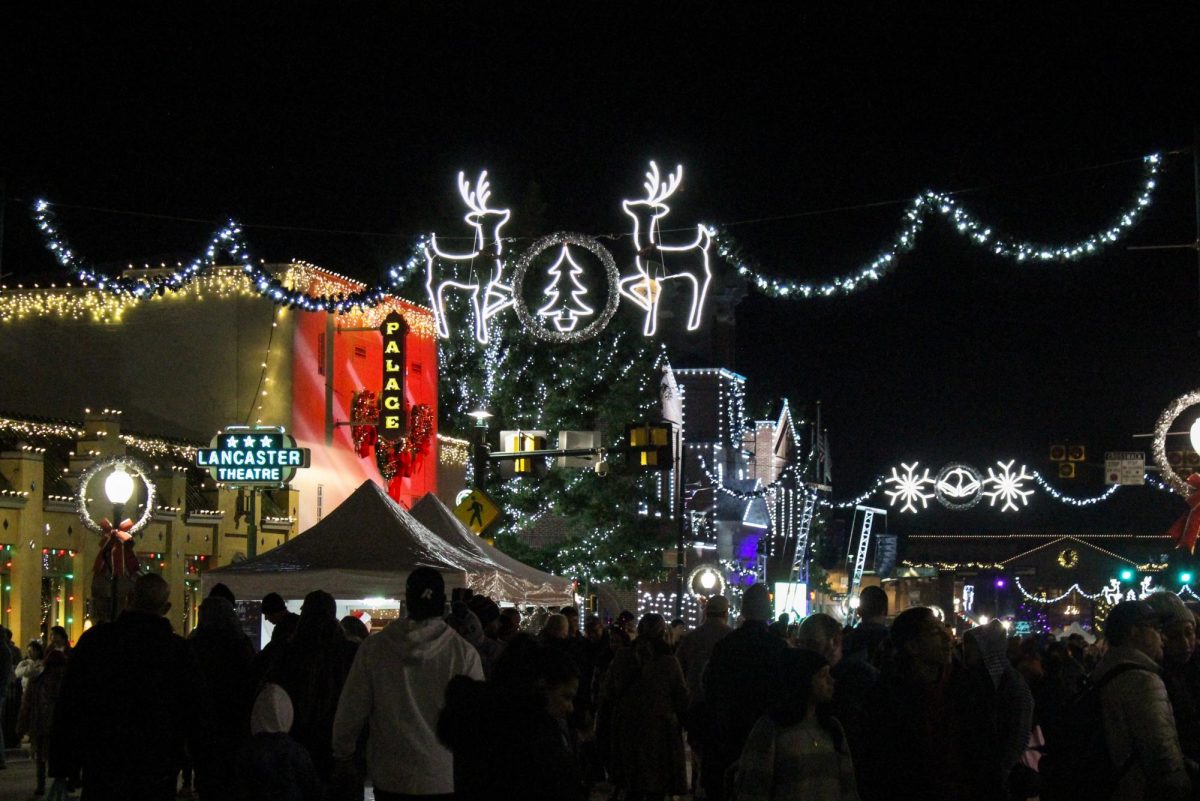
[196,425,310,487]
[379,312,409,442]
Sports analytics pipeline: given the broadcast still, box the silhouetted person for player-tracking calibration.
[844,586,888,667]
[50,574,205,801]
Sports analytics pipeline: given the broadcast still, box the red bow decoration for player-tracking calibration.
[93,518,140,578]
[1168,473,1200,553]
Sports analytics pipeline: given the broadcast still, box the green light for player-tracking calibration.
[1183,572,1194,584]
[64,574,73,580]
[66,618,73,624]
[1119,569,1135,582]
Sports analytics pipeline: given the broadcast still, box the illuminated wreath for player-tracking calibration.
[934,463,983,510]
[688,564,727,599]
[376,404,435,480]
[1153,389,1200,497]
[76,455,157,535]
[510,232,621,343]
[1057,548,1079,569]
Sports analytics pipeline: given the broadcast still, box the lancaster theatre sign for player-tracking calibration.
[196,426,311,487]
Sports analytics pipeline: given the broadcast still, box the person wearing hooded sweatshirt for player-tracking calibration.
[962,620,1035,799]
[236,683,321,801]
[332,567,483,800]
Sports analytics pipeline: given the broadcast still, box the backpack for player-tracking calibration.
[1038,662,1154,801]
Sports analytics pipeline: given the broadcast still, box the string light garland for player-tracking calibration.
[1031,470,1120,505]
[32,202,392,313]
[714,152,1162,299]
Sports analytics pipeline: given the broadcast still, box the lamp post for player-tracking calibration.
[468,409,493,490]
[104,464,135,621]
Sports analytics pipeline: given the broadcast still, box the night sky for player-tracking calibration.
[3,5,1199,530]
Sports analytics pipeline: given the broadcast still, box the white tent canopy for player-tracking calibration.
[410,492,574,607]
[202,480,573,607]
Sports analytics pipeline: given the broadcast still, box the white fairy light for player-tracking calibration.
[884,462,935,513]
[982,460,1035,512]
[715,152,1162,301]
[617,162,714,336]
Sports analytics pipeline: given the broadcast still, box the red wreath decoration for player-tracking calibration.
[92,518,140,578]
[351,391,379,457]
[375,403,434,480]
[1168,473,1200,553]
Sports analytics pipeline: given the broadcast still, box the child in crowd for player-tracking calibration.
[236,684,321,801]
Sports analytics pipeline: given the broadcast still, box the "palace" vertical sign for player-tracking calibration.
[379,312,409,441]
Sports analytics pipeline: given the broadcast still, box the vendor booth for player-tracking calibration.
[409,492,573,607]
[202,481,573,641]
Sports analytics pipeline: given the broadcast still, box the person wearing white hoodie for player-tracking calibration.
[331,567,483,800]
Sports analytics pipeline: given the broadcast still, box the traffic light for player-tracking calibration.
[1067,445,1086,462]
[1049,445,1067,462]
[1181,571,1194,584]
[626,421,674,471]
[1058,463,1076,479]
[1119,568,1135,582]
[503,431,547,476]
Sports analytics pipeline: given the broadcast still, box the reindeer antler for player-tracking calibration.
[640,161,684,204]
[457,170,493,212]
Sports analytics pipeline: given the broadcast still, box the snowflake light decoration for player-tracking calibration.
[884,462,935,513]
[982,460,1034,512]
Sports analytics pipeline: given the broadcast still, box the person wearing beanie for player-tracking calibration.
[736,649,859,801]
[676,593,732,791]
[699,585,786,801]
[1089,599,1192,801]
[236,683,322,801]
[332,567,483,799]
[1145,591,1200,763]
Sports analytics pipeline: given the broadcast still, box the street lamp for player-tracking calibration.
[103,464,135,621]
[469,409,493,489]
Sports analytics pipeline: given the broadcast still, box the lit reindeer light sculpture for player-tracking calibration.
[424,171,513,343]
[618,162,714,336]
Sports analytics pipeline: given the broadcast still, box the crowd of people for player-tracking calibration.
[9,570,1200,801]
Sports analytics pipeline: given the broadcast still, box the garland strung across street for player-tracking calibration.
[701,454,1172,515]
[27,152,1164,340]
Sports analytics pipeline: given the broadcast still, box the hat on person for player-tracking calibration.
[1105,600,1160,644]
[741,584,772,622]
[1144,590,1195,629]
[406,567,446,619]
[208,583,236,606]
[705,595,730,617]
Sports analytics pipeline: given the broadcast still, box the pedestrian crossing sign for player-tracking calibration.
[453,489,500,535]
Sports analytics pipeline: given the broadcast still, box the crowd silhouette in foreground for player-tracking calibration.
[11,571,1200,801]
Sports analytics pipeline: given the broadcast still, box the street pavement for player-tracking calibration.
[0,750,674,801]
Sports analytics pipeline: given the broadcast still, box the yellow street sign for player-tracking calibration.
[453,489,500,535]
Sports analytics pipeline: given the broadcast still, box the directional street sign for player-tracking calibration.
[1105,451,1145,486]
[453,488,500,535]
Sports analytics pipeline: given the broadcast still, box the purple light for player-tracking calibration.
[995,578,1006,588]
